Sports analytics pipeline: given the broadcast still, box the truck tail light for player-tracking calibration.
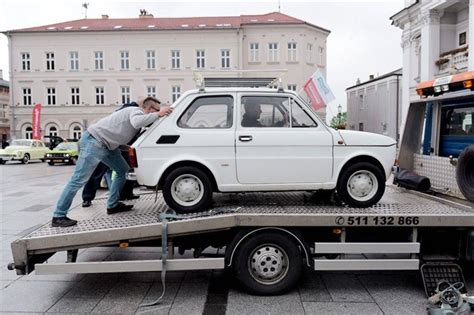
[129,147,138,168]
[463,79,473,89]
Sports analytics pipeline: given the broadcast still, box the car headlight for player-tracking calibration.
[65,154,70,157]
[46,154,51,157]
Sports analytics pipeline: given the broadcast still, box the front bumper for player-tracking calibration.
[45,156,71,163]
[0,155,15,161]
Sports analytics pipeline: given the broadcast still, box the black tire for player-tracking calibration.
[48,161,55,166]
[41,158,45,163]
[0,160,5,165]
[233,231,303,295]
[162,166,213,213]
[337,161,385,207]
[70,157,77,165]
[21,154,30,164]
[456,145,474,201]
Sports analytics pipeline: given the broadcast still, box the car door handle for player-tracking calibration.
[239,135,253,142]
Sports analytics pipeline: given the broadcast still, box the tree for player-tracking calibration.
[329,112,347,129]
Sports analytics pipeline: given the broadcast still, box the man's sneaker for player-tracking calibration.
[119,194,140,201]
[82,200,92,207]
[52,217,77,227]
[107,202,134,215]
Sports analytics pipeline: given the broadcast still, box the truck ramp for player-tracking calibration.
[10,186,474,274]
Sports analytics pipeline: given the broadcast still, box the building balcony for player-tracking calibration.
[436,46,469,76]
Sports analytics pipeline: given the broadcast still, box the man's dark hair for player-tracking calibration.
[143,96,161,107]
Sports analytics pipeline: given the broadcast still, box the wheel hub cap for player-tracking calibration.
[249,245,287,283]
[175,178,200,201]
[349,173,373,197]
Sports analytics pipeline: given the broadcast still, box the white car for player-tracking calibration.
[0,139,50,164]
[130,88,396,213]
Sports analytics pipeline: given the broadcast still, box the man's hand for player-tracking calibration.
[157,106,173,117]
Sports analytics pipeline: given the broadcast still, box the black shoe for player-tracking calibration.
[52,217,77,227]
[107,202,134,215]
[82,200,92,207]
[119,194,140,201]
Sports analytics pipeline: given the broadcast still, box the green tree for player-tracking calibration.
[330,112,347,129]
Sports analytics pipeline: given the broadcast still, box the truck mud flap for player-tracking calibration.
[420,262,466,297]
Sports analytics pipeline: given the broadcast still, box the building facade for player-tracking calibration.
[3,12,330,140]
[391,0,474,134]
[346,69,402,142]
[0,69,10,145]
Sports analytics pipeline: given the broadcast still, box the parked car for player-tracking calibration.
[129,88,397,213]
[44,141,79,165]
[0,139,50,164]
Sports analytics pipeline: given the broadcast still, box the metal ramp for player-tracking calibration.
[10,187,474,274]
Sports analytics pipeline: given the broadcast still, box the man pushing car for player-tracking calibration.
[51,96,172,227]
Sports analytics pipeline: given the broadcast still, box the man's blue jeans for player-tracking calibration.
[53,132,130,218]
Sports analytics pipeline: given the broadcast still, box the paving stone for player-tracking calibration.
[226,289,305,315]
[169,281,209,315]
[298,271,332,302]
[120,270,185,283]
[183,270,212,283]
[359,273,429,314]
[46,297,99,313]
[91,280,151,314]
[0,280,74,312]
[139,282,181,315]
[64,274,120,299]
[0,264,22,281]
[322,273,374,302]
[303,302,383,314]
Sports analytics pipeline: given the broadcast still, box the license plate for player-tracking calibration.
[53,160,63,163]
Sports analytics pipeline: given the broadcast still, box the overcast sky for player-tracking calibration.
[0,0,405,120]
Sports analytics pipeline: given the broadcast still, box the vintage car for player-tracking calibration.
[44,141,79,165]
[0,139,50,164]
[129,88,397,213]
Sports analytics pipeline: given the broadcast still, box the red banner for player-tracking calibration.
[303,79,325,111]
[32,104,42,140]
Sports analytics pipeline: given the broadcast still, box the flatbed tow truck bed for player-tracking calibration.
[8,186,474,294]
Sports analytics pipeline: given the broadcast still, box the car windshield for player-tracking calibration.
[56,142,77,150]
[11,140,31,146]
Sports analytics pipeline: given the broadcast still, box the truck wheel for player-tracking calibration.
[233,231,303,295]
[48,161,55,166]
[456,145,474,201]
[21,154,30,164]
[162,166,213,213]
[337,162,385,207]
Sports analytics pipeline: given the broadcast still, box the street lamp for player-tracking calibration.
[337,104,342,126]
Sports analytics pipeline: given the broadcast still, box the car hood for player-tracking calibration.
[1,145,29,153]
[337,130,396,146]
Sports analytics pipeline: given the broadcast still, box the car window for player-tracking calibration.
[32,142,37,147]
[178,96,233,129]
[11,140,31,146]
[241,96,290,128]
[290,99,318,128]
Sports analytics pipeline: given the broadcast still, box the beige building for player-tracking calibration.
[0,69,10,145]
[3,12,330,140]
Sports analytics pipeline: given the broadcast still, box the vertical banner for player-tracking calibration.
[303,69,335,111]
[32,104,42,140]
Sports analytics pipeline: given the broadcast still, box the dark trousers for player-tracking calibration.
[82,154,135,202]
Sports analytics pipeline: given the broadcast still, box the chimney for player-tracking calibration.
[139,9,153,18]
[369,74,375,80]
[101,14,109,19]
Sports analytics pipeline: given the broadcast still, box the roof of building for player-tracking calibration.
[346,68,402,91]
[5,12,330,34]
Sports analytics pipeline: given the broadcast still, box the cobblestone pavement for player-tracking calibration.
[1,162,473,314]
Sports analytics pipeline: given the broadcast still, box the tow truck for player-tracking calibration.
[7,83,474,297]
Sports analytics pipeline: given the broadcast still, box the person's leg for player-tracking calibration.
[104,168,113,188]
[102,150,130,209]
[53,134,107,218]
[82,162,108,202]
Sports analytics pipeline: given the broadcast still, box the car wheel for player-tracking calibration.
[456,145,474,202]
[21,154,30,164]
[48,161,55,166]
[41,158,45,163]
[233,231,303,295]
[162,166,213,213]
[337,162,385,207]
[70,157,77,165]
[0,160,5,165]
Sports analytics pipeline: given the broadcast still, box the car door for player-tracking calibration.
[30,141,38,159]
[235,93,333,184]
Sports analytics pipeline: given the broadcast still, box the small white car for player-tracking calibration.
[0,139,49,164]
[131,88,396,213]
